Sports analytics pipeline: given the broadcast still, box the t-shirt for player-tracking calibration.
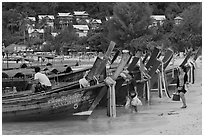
[34,72,52,86]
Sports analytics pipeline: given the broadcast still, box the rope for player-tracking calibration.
[105,76,116,117]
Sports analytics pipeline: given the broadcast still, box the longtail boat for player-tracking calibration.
[2,53,129,122]
[2,41,122,122]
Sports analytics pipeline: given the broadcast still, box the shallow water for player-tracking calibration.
[2,103,169,135]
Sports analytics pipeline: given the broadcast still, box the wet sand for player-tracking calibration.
[2,57,202,135]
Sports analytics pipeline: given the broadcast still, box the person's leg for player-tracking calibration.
[134,106,138,112]
[179,92,187,108]
[31,84,36,93]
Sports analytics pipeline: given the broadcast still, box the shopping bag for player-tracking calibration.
[131,95,142,106]
[172,92,180,101]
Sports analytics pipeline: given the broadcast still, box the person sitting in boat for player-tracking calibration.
[31,66,52,93]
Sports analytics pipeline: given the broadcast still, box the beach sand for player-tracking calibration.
[123,57,202,135]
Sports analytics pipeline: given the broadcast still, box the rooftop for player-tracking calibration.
[38,15,55,20]
[74,11,89,16]
[174,16,183,20]
[150,15,166,20]
[58,13,73,17]
[73,25,89,30]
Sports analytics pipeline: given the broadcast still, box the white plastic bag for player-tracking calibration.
[131,95,142,106]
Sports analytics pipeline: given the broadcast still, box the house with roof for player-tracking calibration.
[150,15,166,27]
[73,25,89,37]
[38,15,55,28]
[174,16,183,25]
[28,26,44,39]
[90,19,102,30]
[25,17,36,27]
[71,11,89,25]
[27,17,36,22]
[74,11,89,18]
[57,13,73,29]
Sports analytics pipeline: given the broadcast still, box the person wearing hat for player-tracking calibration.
[31,66,52,93]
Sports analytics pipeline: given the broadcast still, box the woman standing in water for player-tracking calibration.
[177,65,188,108]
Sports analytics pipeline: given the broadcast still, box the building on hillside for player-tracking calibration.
[150,15,166,27]
[27,17,36,22]
[174,16,183,25]
[74,11,89,19]
[25,17,36,28]
[38,15,55,28]
[73,11,89,25]
[57,13,73,29]
[90,19,102,30]
[28,27,44,39]
[73,25,89,37]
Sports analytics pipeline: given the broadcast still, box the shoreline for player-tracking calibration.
[2,56,202,135]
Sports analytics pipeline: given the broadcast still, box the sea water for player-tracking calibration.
[2,103,168,135]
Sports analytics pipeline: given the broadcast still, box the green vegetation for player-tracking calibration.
[2,2,202,53]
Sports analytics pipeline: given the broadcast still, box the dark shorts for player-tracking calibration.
[178,89,187,94]
[35,83,51,92]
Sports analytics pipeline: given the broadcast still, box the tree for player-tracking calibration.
[107,3,151,46]
[164,2,181,20]
[2,9,24,46]
[169,3,202,51]
[105,2,153,50]
[50,25,79,53]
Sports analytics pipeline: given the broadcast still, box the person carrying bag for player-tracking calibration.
[174,65,188,108]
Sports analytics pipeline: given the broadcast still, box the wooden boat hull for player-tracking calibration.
[2,83,106,122]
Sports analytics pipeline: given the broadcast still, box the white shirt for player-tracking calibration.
[34,72,52,86]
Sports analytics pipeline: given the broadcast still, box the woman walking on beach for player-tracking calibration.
[177,65,188,108]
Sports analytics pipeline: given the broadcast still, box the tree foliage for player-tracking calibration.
[105,2,153,49]
[169,3,202,51]
[50,26,79,53]
[2,2,202,52]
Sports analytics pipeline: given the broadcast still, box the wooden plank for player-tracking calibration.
[145,47,160,70]
[88,52,131,114]
[111,50,120,64]
[86,41,116,80]
[142,52,150,64]
[148,60,161,77]
[180,51,192,67]
[162,49,174,69]
[193,47,202,61]
[127,57,139,72]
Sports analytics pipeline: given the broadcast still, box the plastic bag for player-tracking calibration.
[131,95,142,106]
